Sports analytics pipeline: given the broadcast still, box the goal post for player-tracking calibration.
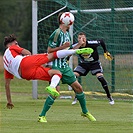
[32,0,38,99]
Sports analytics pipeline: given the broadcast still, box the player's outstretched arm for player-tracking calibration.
[99,40,113,61]
[47,42,70,53]
[5,78,14,109]
[21,49,31,56]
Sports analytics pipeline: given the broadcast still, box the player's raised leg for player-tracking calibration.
[47,48,94,61]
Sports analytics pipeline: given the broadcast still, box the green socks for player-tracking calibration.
[76,92,88,114]
[40,92,88,116]
[40,95,55,116]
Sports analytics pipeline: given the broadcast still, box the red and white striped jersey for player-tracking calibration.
[3,45,24,79]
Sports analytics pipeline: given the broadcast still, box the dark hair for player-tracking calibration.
[78,32,86,37]
[58,12,64,24]
[4,34,17,47]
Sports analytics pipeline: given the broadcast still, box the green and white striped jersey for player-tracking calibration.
[48,28,72,68]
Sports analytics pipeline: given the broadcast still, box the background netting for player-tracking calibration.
[37,0,133,94]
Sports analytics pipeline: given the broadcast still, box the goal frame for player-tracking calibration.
[32,0,133,99]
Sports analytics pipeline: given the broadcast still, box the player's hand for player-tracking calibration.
[62,42,70,49]
[6,103,14,109]
[78,37,85,46]
[104,51,113,61]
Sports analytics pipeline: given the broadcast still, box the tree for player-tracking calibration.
[0,0,32,53]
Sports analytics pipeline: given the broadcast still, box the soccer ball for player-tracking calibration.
[60,12,75,26]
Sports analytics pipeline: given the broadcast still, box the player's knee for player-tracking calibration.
[74,72,80,78]
[55,70,62,76]
[97,76,107,87]
[54,70,62,75]
[71,81,83,93]
[49,69,62,78]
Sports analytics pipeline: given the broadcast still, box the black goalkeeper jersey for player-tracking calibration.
[73,40,107,63]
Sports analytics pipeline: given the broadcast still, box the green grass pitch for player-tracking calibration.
[0,93,132,133]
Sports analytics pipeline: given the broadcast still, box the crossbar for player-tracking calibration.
[71,7,133,13]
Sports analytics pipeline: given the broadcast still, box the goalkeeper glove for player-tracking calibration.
[6,103,14,109]
[104,51,113,61]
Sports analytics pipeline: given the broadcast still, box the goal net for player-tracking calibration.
[32,0,133,98]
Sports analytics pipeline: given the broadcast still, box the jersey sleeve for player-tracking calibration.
[48,29,60,48]
[99,40,107,52]
[4,69,14,79]
[87,40,107,52]
[10,45,24,54]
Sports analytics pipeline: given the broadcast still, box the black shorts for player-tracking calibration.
[74,61,103,76]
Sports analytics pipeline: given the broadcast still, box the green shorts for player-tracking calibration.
[52,66,76,85]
